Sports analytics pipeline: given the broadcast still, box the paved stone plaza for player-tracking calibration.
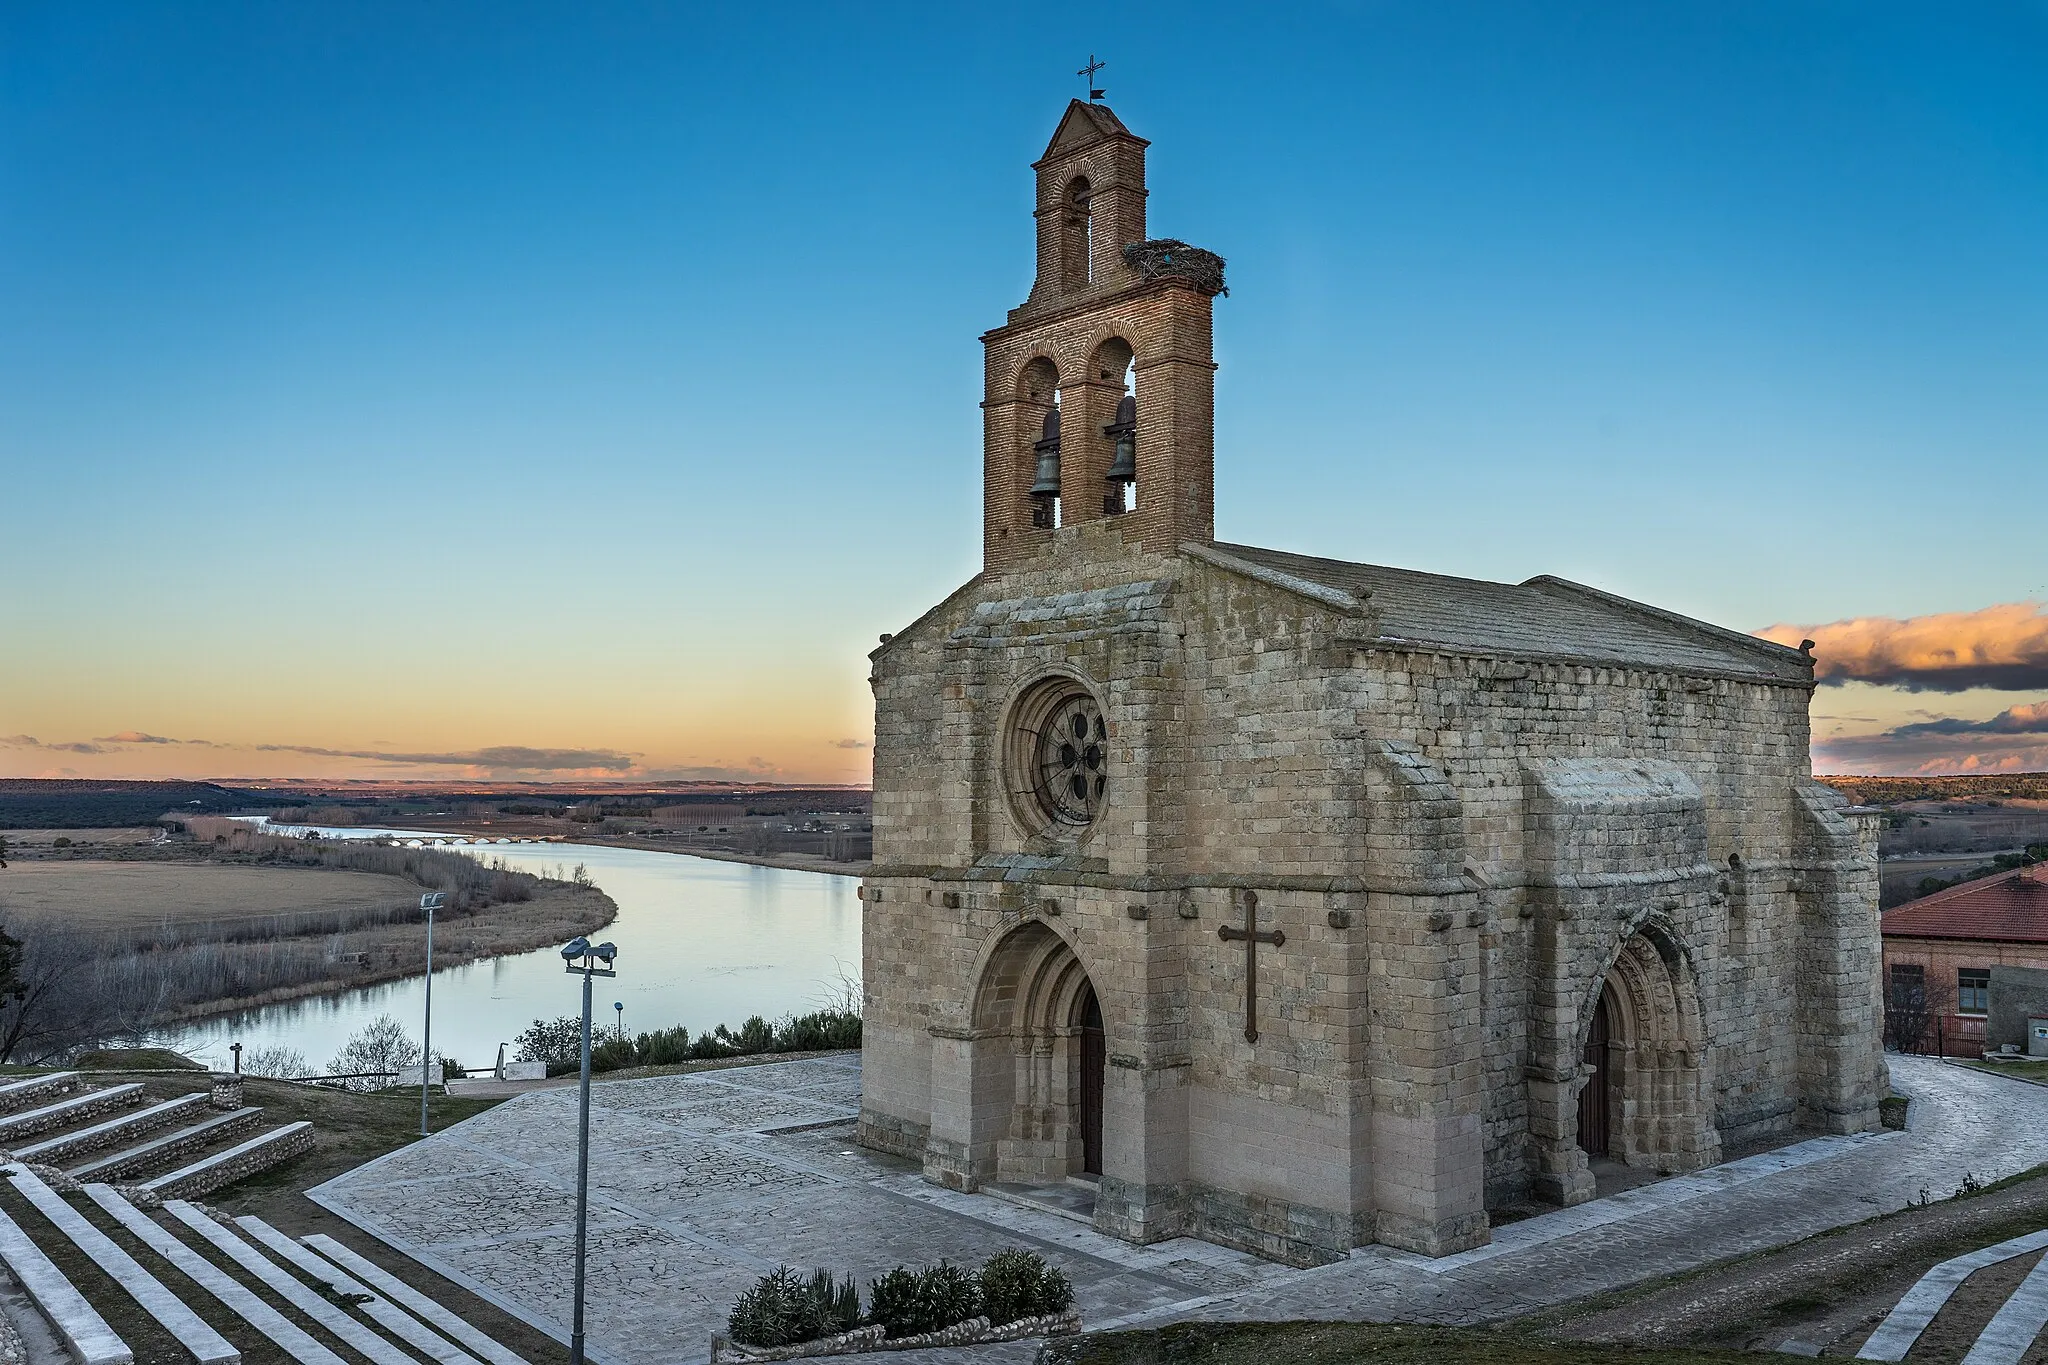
[309,1054,2048,1365]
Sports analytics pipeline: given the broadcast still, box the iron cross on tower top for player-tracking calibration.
[1078,54,1106,101]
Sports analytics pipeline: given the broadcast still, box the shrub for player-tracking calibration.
[977,1250,1073,1325]
[514,1016,583,1066]
[810,1268,861,1337]
[328,1015,420,1090]
[726,1265,859,1348]
[919,1262,982,1331]
[528,1005,865,1078]
[863,1268,923,1338]
[865,1262,982,1338]
[728,1266,808,1348]
[243,1045,309,1079]
[589,1035,637,1072]
[733,1015,773,1052]
[775,1008,862,1051]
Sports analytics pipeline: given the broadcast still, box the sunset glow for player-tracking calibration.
[5,5,2042,784]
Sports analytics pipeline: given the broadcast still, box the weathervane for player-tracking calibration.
[1078,54,1106,101]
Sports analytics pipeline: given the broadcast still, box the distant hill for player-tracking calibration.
[0,779,260,829]
[1819,773,2048,806]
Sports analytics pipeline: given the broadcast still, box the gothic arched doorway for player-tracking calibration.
[1576,929,1720,1175]
[1537,921,1722,1206]
[1577,990,1612,1157]
[965,919,1103,1184]
[1078,982,1105,1176]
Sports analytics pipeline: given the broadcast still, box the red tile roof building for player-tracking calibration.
[1882,865,2048,1054]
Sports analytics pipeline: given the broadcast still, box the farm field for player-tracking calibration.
[1,858,424,929]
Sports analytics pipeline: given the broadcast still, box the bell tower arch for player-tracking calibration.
[982,100,1225,570]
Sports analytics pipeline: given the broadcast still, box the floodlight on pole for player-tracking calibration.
[419,891,446,1137]
[564,936,617,1365]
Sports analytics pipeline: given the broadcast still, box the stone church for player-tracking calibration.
[857,100,1887,1265]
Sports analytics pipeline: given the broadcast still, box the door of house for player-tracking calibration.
[1577,993,1611,1157]
[1079,984,1105,1176]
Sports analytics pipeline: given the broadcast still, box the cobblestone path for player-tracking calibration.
[308,1055,2048,1365]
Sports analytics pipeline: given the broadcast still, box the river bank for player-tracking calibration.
[161,835,862,1072]
[229,815,870,879]
[0,832,620,1055]
[569,840,868,878]
[161,880,618,1024]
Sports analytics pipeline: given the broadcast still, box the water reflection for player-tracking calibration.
[164,830,861,1073]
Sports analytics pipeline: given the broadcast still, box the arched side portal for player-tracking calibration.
[967,919,1104,1185]
[1538,921,1721,1206]
[1592,929,1720,1174]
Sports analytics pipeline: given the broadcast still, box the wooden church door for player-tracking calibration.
[1578,993,1611,1157]
[1079,983,1105,1175]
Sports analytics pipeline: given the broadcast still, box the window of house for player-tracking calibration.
[1890,963,1926,1010]
[1958,968,1990,1016]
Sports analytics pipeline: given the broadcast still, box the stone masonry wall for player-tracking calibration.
[864,528,1880,1262]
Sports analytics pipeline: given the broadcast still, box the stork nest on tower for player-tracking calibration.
[1121,239,1228,296]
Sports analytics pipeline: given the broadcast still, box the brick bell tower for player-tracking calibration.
[981,100,1226,571]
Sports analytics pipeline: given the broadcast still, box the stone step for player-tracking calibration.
[14,1093,210,1165]
[141,1121,313,1199]
[1,1163,238,1365]
[0,1083,142,1144]
[1858,1227,2048,1360]
[0,1072,82,1116]
[82,1183,346,1365]
[236,1216,482,1365]
[299,1235,531,1365]
[163,1201,420,1365]
[0,1198,131,1365]
[70,1106,265,1181]
[1961,1249,2048,1365]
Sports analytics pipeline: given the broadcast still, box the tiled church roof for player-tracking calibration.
[1206,543,1813,682]
[1883,865,2048,943]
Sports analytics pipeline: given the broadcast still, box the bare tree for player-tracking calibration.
[1884,964,1957,1055]
[0,925,123,1064]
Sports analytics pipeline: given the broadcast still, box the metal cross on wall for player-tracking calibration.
[1218,889,1285,1043]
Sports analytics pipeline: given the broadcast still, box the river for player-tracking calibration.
[161,825,861,1074]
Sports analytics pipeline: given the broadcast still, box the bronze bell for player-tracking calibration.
[1103,393,1137,483]
[1028,406,1062,499]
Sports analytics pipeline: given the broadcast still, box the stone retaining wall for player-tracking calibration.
[0,1074,85,1117]
[18,1098,208,1166]
[75,1109,266,1182]
[147,1123,314,1199]
[0,1088,141,1145]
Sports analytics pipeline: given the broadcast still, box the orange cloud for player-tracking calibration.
[1813,699,2048,775]
[1758,601,2048,692]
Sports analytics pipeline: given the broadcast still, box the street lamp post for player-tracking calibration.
[419,892,446,1137]
[562,936,617,1365]
[613,1000,623,1040]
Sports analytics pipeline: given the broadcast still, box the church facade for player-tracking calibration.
[856,101,1887,1266]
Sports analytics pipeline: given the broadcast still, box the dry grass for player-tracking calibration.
[0,827,160,849]
[0,859,425,929]
[0,856,617,1047]
[152,882,616,1022]
[1043,1323,1762,1365]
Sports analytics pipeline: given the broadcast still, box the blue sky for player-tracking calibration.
[3,2,2045,780]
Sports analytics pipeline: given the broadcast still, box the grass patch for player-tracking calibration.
[77,1047,205,1071]
[1520,1159,2048,1340]
[1955,1057,2048,1084]
[1040,1322,1763,1365]
[1880,1094,1908,1130]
